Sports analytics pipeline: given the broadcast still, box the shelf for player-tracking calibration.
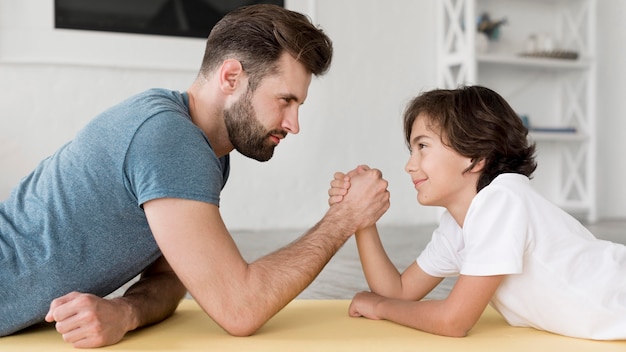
[477,54,591,70]
[438,0,597,222]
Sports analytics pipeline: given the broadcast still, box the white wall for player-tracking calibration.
[219,0,440,230]
[0,0,624,232]
[0,0,203,198]
[596,0,626,219]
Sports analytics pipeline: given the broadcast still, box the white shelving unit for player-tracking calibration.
[437,0,597,222]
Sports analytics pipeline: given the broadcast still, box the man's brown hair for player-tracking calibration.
[198,4,333,90]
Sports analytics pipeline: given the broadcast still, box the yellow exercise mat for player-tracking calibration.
[2,299,625,351]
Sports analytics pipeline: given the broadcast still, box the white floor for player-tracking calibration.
[111,219,626,300]
[231,219,626,300]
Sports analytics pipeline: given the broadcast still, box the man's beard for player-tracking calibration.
[223,90,285,162]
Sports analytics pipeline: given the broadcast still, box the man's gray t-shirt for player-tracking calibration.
[0,88,230,335]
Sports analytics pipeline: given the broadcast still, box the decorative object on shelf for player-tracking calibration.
[476,12,508,40]
[529,126,578,133]
[519,114,577,134]
[476,32,490,54]
[475,12,507,54]
[520,33,579,60]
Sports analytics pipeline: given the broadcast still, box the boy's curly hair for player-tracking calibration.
[403,85,537,191]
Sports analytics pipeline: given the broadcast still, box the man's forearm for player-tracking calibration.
[118,270,187,332]
[253,210,354,297]
[210,212,355,336]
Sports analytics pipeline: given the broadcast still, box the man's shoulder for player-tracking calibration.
[126,88,187,114]
[90,89,189,132]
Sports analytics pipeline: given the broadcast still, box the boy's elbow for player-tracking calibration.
[441,327,469,338]
[438,314,472,337]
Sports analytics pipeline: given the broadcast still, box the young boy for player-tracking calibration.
[329,86,626,340]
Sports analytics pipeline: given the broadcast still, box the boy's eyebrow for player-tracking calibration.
[410,135,428,145]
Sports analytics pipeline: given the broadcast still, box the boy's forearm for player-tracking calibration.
[376,298,469,337]
[355,226,404,296]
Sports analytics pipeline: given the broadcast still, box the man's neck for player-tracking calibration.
[186,80,234,158]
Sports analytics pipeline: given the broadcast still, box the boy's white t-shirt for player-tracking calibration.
[417,173,626,340]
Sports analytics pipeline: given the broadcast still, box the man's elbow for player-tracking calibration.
[216,314,266,337]
[222,324,260,337]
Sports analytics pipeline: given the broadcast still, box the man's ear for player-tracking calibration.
[219,59,244,93]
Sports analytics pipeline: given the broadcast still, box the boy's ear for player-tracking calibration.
[219,59,244,93]
[469,158,486,173]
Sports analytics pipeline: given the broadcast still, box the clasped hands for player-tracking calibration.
[327,165,390,227]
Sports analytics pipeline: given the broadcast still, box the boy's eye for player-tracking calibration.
[408,144,425,154]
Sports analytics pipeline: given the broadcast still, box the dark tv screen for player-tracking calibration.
[55,0,284,39]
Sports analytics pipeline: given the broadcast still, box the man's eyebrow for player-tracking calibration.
[284,93,307,106]
[281,93,301,103]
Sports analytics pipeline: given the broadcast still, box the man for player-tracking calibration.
[0,4,390,348]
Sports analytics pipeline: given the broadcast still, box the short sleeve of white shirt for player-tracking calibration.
[461,184,528,275]
[417,180,529,277]
[417,212,464,277]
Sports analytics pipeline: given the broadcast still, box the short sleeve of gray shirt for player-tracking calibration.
[125,108,229,207]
